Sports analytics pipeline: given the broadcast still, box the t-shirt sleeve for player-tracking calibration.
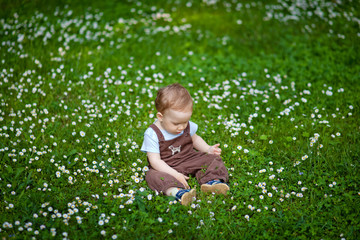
[141,128,160,153]
[189,121,198,136]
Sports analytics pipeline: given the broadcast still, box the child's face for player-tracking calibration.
[157,108,192,135]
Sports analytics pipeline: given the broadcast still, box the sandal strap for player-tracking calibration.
[206,180,223,185]
[175,189,190,200]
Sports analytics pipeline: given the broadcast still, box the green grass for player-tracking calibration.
[1,0,359,239]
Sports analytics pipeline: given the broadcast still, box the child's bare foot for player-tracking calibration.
[175,189,196,206]
[201,180,229,195]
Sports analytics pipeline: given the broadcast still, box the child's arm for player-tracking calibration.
[192,134,222,155]
[147,152,190,189]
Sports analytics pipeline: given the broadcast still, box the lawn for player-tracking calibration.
[0,0,359,239]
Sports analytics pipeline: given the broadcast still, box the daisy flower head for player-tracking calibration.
[147,194,152,200]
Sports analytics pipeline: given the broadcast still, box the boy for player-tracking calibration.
[141,83,229,205]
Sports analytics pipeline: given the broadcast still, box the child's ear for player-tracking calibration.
[156,112,163,121]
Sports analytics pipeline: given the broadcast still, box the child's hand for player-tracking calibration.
[175,172,190,189]
[208,144,222,156]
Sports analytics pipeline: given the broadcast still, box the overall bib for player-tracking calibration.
[145,123,229,193]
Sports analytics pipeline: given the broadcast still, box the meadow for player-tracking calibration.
[0,0,359,239]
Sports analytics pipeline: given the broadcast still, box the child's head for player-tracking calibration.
[155,84,193,135]
[155,83,193,114]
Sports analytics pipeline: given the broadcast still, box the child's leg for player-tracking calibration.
[166,187,180,196]
[187,155,229,185]
[190,155,230,195]
[145,170,196,205]
[145,168,185,194]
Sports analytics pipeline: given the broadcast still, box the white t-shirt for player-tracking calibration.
[141,120,198,153]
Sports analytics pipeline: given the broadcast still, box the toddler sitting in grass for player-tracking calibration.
[141,83,229,205]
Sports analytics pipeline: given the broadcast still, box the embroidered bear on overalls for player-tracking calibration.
[169,145,181,155]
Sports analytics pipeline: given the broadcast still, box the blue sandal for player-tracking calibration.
[201,180,229,195]
[175,189,196,206]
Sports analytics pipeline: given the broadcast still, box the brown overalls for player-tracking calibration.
[145,123,229,194]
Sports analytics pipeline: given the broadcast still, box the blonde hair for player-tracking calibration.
[155,83,193,113]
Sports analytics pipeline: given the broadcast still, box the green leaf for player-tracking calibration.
[7,165,14,174]
[26,170,33,184]
[286,136,292,142]
[302,132,310,138]
[15,167,25,179]
[249,150,259,157]
[68,149,78,156]
[260,135,268,140]
[135,194,146,212]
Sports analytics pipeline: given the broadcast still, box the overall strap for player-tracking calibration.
[149,124,165,141]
